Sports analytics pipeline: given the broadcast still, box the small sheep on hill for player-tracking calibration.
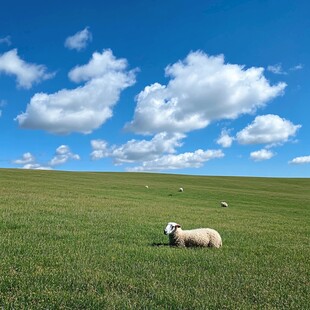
[179,187,184,192]
[220,201,228,207]
[164,222,222,248]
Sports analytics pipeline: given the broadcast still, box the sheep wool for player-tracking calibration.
[164,222,222,248]
[221,201,228,207]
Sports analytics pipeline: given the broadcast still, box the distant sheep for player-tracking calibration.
[164,222,222,248]
[220,201,228,207]
[179,187,184,192]
[145,185,149,189]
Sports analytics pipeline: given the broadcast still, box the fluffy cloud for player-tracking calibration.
[126,51,286,134]
[13,152,35,164]
[216,129,234,148]
[90,140,110,160]
[15,50,136,134]
[13,145,80,169]
[49,145,80,166]
[250,149,275,161]
[68,50,129,82]
[289,156,310,164]
[91,132,185,163]
[90,131,224,171]
[236,114,301,145]
[13,152,51,170]
[65,27,92,51]
[127,149,224,172]
[0,49,54,89]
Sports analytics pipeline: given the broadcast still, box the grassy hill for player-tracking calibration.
[0,169,309,309]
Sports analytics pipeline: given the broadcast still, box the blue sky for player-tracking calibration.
[0,0,309,177]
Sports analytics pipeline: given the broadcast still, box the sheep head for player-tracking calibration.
[164,222,181,235]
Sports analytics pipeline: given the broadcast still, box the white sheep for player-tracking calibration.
[164,222,222,248]
[179,187,184,192]
[220,201,228,207]
[145,185,149,189]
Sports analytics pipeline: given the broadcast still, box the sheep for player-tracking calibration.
[145,185,149,189]
[179,187,184,192]
[220,201,228,207]
[164,222,222,248]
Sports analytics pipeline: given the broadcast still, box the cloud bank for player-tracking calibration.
[13,49,301,172]
[90,51,294,171]
[127,149,224,172]
[90,132,223,171]
[91,132,185,163]
[13,145,79,170]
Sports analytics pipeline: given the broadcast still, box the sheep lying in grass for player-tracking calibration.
[179,187,184,192]
[164,222,222,248]
[221,201,228,207]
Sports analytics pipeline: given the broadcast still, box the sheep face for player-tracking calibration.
[164,222,180,235]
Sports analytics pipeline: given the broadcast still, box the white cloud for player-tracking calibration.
[250,149,275,161]
[91,132,185,163]
[23,163,52,170]
[69,49,129,82]
[65,27,92,51]
[114,132,184,164]
[13,152,35,164]
[90,130,224,172]
[236,114,301,145]
[90,140,110,160]
[15,50,136,134]
[127,149,224,172]
[49,145,80,166]
[0,49,54,89]
[13,145,80,169]
[13,152,51,170]
[289,156,310,164]
[267,64,287,75]
[126,51,286,134]
[0,36,11,45]
[216,129,234,148]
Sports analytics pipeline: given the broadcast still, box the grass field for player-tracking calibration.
[0,169,309,309]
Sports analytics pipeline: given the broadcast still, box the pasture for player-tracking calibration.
[0,169,309,309]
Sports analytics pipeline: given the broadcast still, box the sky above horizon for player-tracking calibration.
[1,0,309,177]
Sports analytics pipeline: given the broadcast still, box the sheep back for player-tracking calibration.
[170,228,222,248]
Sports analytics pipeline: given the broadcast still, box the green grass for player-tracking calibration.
[0,169,309,309]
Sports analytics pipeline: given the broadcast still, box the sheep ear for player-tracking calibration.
[176,224,181,228]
